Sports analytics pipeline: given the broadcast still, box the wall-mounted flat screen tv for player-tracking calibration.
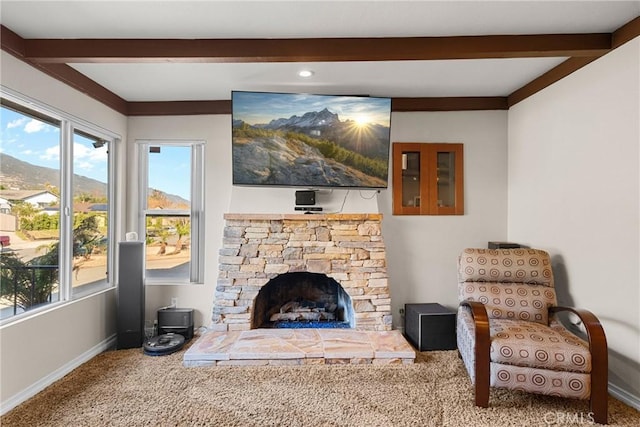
[232,91,392,189]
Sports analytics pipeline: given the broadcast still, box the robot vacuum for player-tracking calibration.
[143,333,186,356]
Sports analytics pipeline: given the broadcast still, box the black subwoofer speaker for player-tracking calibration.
[405,303,457,351]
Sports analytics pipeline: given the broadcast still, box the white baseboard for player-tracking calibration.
[609,381,640,411]
[1,334,117,416]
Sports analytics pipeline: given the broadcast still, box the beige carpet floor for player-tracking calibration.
[2,346,639,426]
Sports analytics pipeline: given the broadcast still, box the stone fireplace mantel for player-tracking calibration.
[223,213,383,221]
[212,213,392,332]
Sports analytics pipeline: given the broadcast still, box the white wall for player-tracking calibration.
[381,111,508,326]
[0,52,127,410]
[508,39,640,400]
[231,111,509,330]
[127,115,381,328]
[126,115,233,329]
[230,186,380,213]
[0,291,116,406]
[129,111,508,332]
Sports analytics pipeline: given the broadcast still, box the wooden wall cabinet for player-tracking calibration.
[392,142,464,215]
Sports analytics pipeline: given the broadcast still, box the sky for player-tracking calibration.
[1,106,107,183]
[232,91,392,127]
[147,145,191,201]
[0,106,191,200]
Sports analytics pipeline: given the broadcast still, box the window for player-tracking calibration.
[392,142,464,215]
[137,141,204,284]
[71,129,111,297]
[0,90,117,322]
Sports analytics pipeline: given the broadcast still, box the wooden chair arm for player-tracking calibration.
[460,300,490,407]
[549,306,607,353]
[461,300,490,340]
[549,306,608,424]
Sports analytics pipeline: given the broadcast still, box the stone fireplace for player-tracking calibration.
[212,213,392,332]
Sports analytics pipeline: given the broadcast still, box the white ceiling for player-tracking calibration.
[1,0,639,102]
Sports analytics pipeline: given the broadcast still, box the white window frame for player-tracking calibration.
[0,86,118,324]
[136,140,205,284]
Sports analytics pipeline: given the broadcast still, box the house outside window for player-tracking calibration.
[137,141,204,284]
[0,89,117,322]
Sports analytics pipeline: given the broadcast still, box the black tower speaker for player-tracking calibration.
[117,241,145,349]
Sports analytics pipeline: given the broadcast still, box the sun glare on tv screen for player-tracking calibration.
[231,91,392,188]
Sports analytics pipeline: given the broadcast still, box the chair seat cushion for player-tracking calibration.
[489,318,591,373]
[459,282,556,325]
[490,362,591,400]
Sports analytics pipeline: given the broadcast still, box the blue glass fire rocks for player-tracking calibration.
[272,320,349,329]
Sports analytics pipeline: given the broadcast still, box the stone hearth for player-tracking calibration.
[183,329,415,366]
[211,213,393,332]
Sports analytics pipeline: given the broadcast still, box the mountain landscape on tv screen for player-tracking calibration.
[232,107,390,188]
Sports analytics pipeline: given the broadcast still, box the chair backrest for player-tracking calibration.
[458,248,557,324]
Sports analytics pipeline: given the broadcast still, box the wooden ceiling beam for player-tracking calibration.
[1,25,128,115]
[23,33,610,64]
[508,15,639,107]
[392,97,508,112]
[4,15,639,114]
[36,63,129,114]
[508,56,600,107]
[124,97,509,115]
[0,25,26,58]
[612,16,640,49]
[127,100,231,116]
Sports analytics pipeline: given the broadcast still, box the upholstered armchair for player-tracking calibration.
[456,248,608,424]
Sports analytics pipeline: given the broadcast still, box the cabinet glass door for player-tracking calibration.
[436,152,455,208]
[402,152,421,208]
[393,142,463,215]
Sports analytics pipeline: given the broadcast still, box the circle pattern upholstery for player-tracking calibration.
[490,318,591,373]
[458,249,556,324]
[456,248,592,401]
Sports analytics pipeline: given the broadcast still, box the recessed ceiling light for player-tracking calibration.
[298,70,314,78]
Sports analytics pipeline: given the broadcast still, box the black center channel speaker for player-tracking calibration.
[117,241,145,349]
[295,190,316,206]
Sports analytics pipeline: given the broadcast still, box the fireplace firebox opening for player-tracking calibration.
[251,272,355,329]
